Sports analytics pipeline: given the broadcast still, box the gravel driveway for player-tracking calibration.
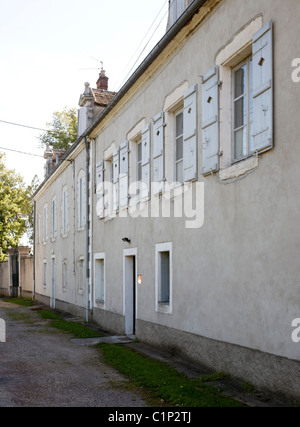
[0,299,148,407]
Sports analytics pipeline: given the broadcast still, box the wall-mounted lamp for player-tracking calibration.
[137,275,142,285]
[122,237,131,244]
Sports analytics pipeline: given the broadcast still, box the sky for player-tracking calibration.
[0,0,169,186]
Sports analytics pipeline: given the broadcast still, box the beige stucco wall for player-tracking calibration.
[33,0,300,395]
[34,146,87,310]
[90,0,300,362]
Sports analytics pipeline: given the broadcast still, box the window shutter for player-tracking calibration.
[141,123,151,200]
[78,175,86,228]
[96,160,104,218]
[160,252,170,303]
[112,149,119,212]
[252,20,273,154]
[153,112,164,194]
[119,141,129,209]
[201,66,219,176]
[183,84,198,182]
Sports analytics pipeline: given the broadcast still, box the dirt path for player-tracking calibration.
[0,300,148,407]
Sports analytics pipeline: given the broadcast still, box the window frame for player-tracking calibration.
[215,17,265,181]
[78,257,85,294]
[62,186,68,237]
[94,253,106,307]
[51,196,57,241]
[175,109,184,184]
[232,56,253,163]
[77,170,86,231]
[155,242,172,314]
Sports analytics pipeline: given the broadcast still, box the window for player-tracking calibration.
[51,197,57,241]
[37,214,41,244]
[137,139,142,183]
[78,258,85,294]
[162,83,197,188]
[94,254,105,305]
[159,252,170,304]
[203,19,273,179]
[62,186,68,236]
[43,204,48,243]
[77,170,86,230]
[175,110,184,183]
[43,261,47,288]
[119,141,129,210]
[233,57,253,162]
[79,177,84,227]
[155,242,172,314]
[62,260,67,291]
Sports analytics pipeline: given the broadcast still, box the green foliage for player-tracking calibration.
[99,344,244,407]
[4,297,34,306]
[0,153,34,261]
[38,107,78,150]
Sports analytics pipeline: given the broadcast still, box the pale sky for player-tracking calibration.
[0,0,168,186]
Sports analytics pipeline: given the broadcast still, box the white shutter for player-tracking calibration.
[112,149,119,212]
[119,141,129,209]
[183,85,198,182]
[201,66,220,176]
[78,175,86,228]
[252,20,273,154]
[141,124,151,200]
[96,160,104,218]
[153,112,164,194]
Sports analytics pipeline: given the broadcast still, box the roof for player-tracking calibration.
[91,89,116,107]
[33,0,209,199]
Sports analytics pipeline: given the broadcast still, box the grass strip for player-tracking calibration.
[38,309,103,339]
[98,343,244,407]
[4,297,35,307]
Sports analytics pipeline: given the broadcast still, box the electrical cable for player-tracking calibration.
[0,119,65,135]
[114,0,169,90]
[0,146,44,158]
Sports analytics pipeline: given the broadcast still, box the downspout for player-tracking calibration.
[85,137,91,323]
[33,201,36,299]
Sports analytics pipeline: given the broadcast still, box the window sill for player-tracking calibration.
[219,156,258,182]
[156,302,172,315]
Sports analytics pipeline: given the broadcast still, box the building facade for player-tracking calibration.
[33,0,300,397]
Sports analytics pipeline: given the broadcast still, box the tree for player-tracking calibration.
[38,107,78,151]
[0,153,33,261]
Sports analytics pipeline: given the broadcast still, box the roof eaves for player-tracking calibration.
[33,0,208,199]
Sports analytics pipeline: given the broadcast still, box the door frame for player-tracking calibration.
[123,248,137,336]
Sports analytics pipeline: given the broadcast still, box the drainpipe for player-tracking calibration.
[33,201,36,299]
[85,137,91,323]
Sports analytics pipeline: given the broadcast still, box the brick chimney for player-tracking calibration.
[96,69,109,91]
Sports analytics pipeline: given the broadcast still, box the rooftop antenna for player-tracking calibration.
[79,57,104,71]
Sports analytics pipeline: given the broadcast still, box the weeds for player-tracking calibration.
[98,343,244,407]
